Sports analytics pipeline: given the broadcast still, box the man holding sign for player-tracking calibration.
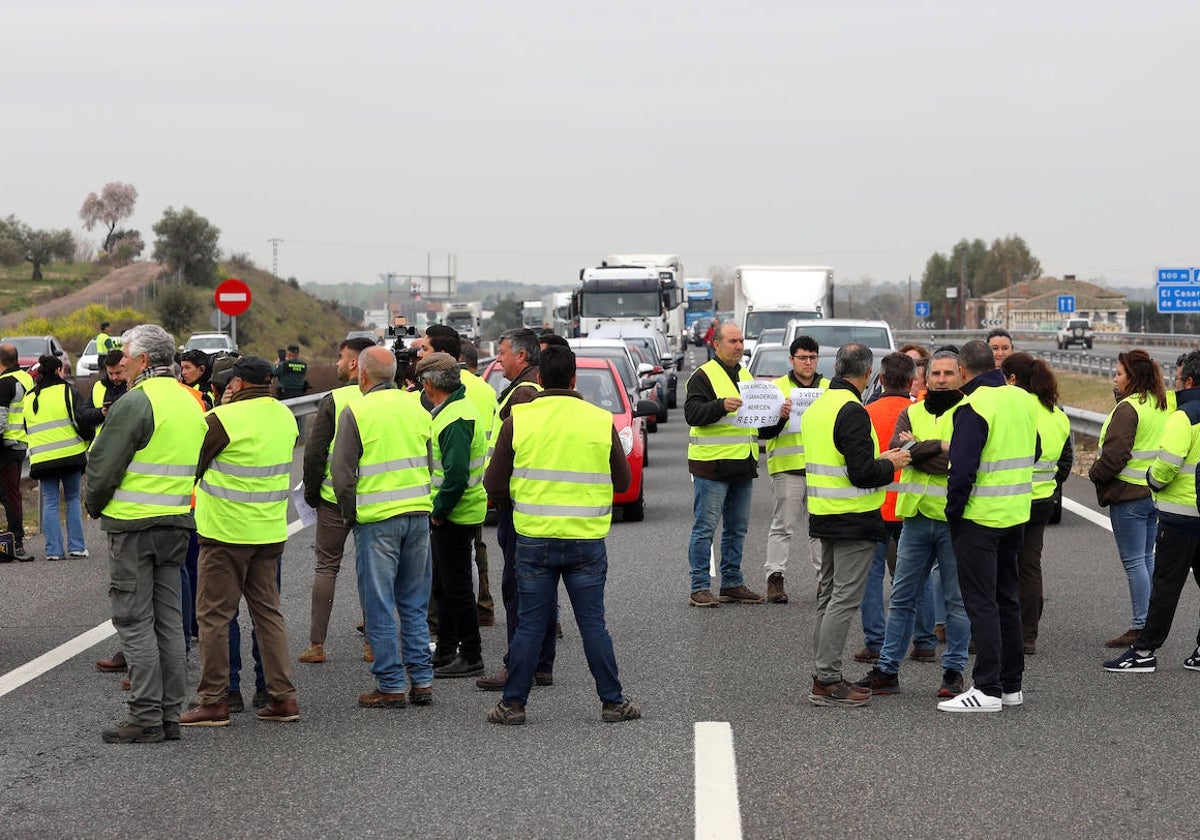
[759,335,827,604]
[685,322,779,607]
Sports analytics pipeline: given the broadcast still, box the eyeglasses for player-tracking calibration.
[791,354,818,362]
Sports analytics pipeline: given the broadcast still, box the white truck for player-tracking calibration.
[733,265,834,358]
[542,291,574,337]
[521,299,546,330]
[603,254,687,356]
[572,263,685,368]
[444,301,483,341]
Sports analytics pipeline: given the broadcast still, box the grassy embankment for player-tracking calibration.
[0,262,102,315]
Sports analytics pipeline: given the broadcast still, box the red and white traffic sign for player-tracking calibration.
[214,278,252,316]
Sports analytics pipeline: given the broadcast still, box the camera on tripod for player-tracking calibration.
[387,316,420,383]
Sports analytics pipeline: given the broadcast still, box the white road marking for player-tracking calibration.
[1062,497,1113,532]
[0,517,308,700]
[694,721,743,840]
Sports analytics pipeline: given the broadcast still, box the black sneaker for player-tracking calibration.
[853,667,900,695]
[163,721,181,741]
[1185,648,1200,672]
[1103,647,1156,673]
[938,668,964,698]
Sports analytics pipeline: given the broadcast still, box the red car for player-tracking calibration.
[483,356,656,521]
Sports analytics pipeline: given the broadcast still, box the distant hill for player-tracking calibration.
[302,278,569,310]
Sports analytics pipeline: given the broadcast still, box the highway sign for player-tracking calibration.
[1156,266,1200,313]
[1057,295,1075,314]
[915,301,930,318]
[215,278,252,316]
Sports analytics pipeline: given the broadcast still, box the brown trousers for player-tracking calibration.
[196,537,296,705]
[309,501,352,645]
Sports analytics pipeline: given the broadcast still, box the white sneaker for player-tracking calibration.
[936,686,1002,713]
[1001,690,1023,707]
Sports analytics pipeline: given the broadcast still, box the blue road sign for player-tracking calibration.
[1157,267,1200,313]
[1057,295,1075,314]
[915,301,930,318]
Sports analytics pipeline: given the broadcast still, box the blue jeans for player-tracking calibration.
[1109,496,1158,630]
[228,557,280,693]
[861,523,937,651]
[688,476,752,592]
[878,515,971,674]
[40,471,85,557]
[504,535,623,707]
[354,515,433,693]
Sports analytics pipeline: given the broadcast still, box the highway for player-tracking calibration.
[2,345,1199,838]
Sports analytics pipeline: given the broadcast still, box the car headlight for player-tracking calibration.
[618,426,634,456]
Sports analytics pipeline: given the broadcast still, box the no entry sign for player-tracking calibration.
[214,278,252,317]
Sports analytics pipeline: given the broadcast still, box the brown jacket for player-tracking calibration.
[1088,400,1151,507]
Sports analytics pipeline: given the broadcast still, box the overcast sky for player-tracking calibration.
[4,1,1198,290]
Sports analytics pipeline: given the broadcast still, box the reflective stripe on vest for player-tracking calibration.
[1150,407,1200,517]
[804,387,885,515]
[687,359,756,462]
[320,385,365,504]
[348,388,432,523]
[1032,398,1071,501]
[102,377,208,521]
[431,392,488,525]
[510,397,613,539]
[895,402,956,521]
[24,384,86,464]
[1098,394,1171,487]
[1,368,34,445]
[960,384,1037,528]
[765,373,825,474]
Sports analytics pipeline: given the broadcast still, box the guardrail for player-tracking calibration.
[893,328,1200,349]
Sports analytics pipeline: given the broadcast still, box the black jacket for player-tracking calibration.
[807,378,895,542]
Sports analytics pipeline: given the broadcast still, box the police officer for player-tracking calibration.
[273,344,308,400]
[939,339,1037,713]
[482,345,639,725]
[84,324,208,744]
[180,355,300,727]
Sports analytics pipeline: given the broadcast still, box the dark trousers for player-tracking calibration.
[431,520,482,660]
[952,519,1025,697]
[1137,521,1200,651]
[0,454,25,544]
[474,525,494,619]
[1017,498,1055,644]
[496,505,557,674]
[184,531,200,638]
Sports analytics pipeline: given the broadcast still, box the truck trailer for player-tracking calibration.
[733,265,834,358]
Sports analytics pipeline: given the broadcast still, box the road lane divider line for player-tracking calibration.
[1062,498,1113,532]
[0,517,308,700]
[694,721,743,840]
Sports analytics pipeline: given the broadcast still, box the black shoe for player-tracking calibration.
[435,654,485,679]
[14,544,33,562]
[102,722,165,744]
[432,648,457,669]
[227,691,245,713]
[938,668,964,698]
[253,688,270,709]
[163,721,181,741]
[853,667,900,695]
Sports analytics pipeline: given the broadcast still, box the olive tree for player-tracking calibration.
[152,206,221,286]
[79,182,139,253]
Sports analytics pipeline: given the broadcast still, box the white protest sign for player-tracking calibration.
[787,388,823,433]
[734,381,783,427]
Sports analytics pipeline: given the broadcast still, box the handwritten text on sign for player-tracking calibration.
[734,381,784,427]
[787,388,823,433]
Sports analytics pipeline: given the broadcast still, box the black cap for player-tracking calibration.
[229,355,273,385]
[287,344,300,352]
[100,321,111,329]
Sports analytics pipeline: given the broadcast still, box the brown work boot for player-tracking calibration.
[180,700,231,727]
[477,611,496,627]
[475,668,509,691]
[120,677,132,691]
[909,647,938,663]
[808,677,871,707]
[766,573,788,604]
[1106,628,1139,648]
[409,685,433,706]
[257,697,300,722]
[718,585,765,604]
[96,651,127,673]
[362,640,375,662]
[298,644,326,663]
[358,689,407,708]
[935,623,946,644]
[689,590,720,608]
[852,647,880,663]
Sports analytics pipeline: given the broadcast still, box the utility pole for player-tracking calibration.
[268,238,283,277]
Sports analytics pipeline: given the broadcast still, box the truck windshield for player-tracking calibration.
[582,292,660,319]
[745,311,815,339]
[794,324,891,349]
[687,299,713,313]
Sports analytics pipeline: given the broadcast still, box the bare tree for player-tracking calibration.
[79,182,139,252]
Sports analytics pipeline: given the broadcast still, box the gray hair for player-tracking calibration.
[499,328,540,366]
[422,366,461,393]
[959,339,995,377]
[122,324,176,366]
[834,342,873,379]
[358,346,397,384]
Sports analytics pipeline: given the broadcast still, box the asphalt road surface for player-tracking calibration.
[3,348,1199,838]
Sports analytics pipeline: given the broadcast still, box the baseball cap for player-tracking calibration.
[229,355,273,385]
[287,344,300,352]
[414,352,459,377]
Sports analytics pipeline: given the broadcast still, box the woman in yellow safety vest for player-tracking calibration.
[1088,349,1171,649]
[24,355,88,561]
